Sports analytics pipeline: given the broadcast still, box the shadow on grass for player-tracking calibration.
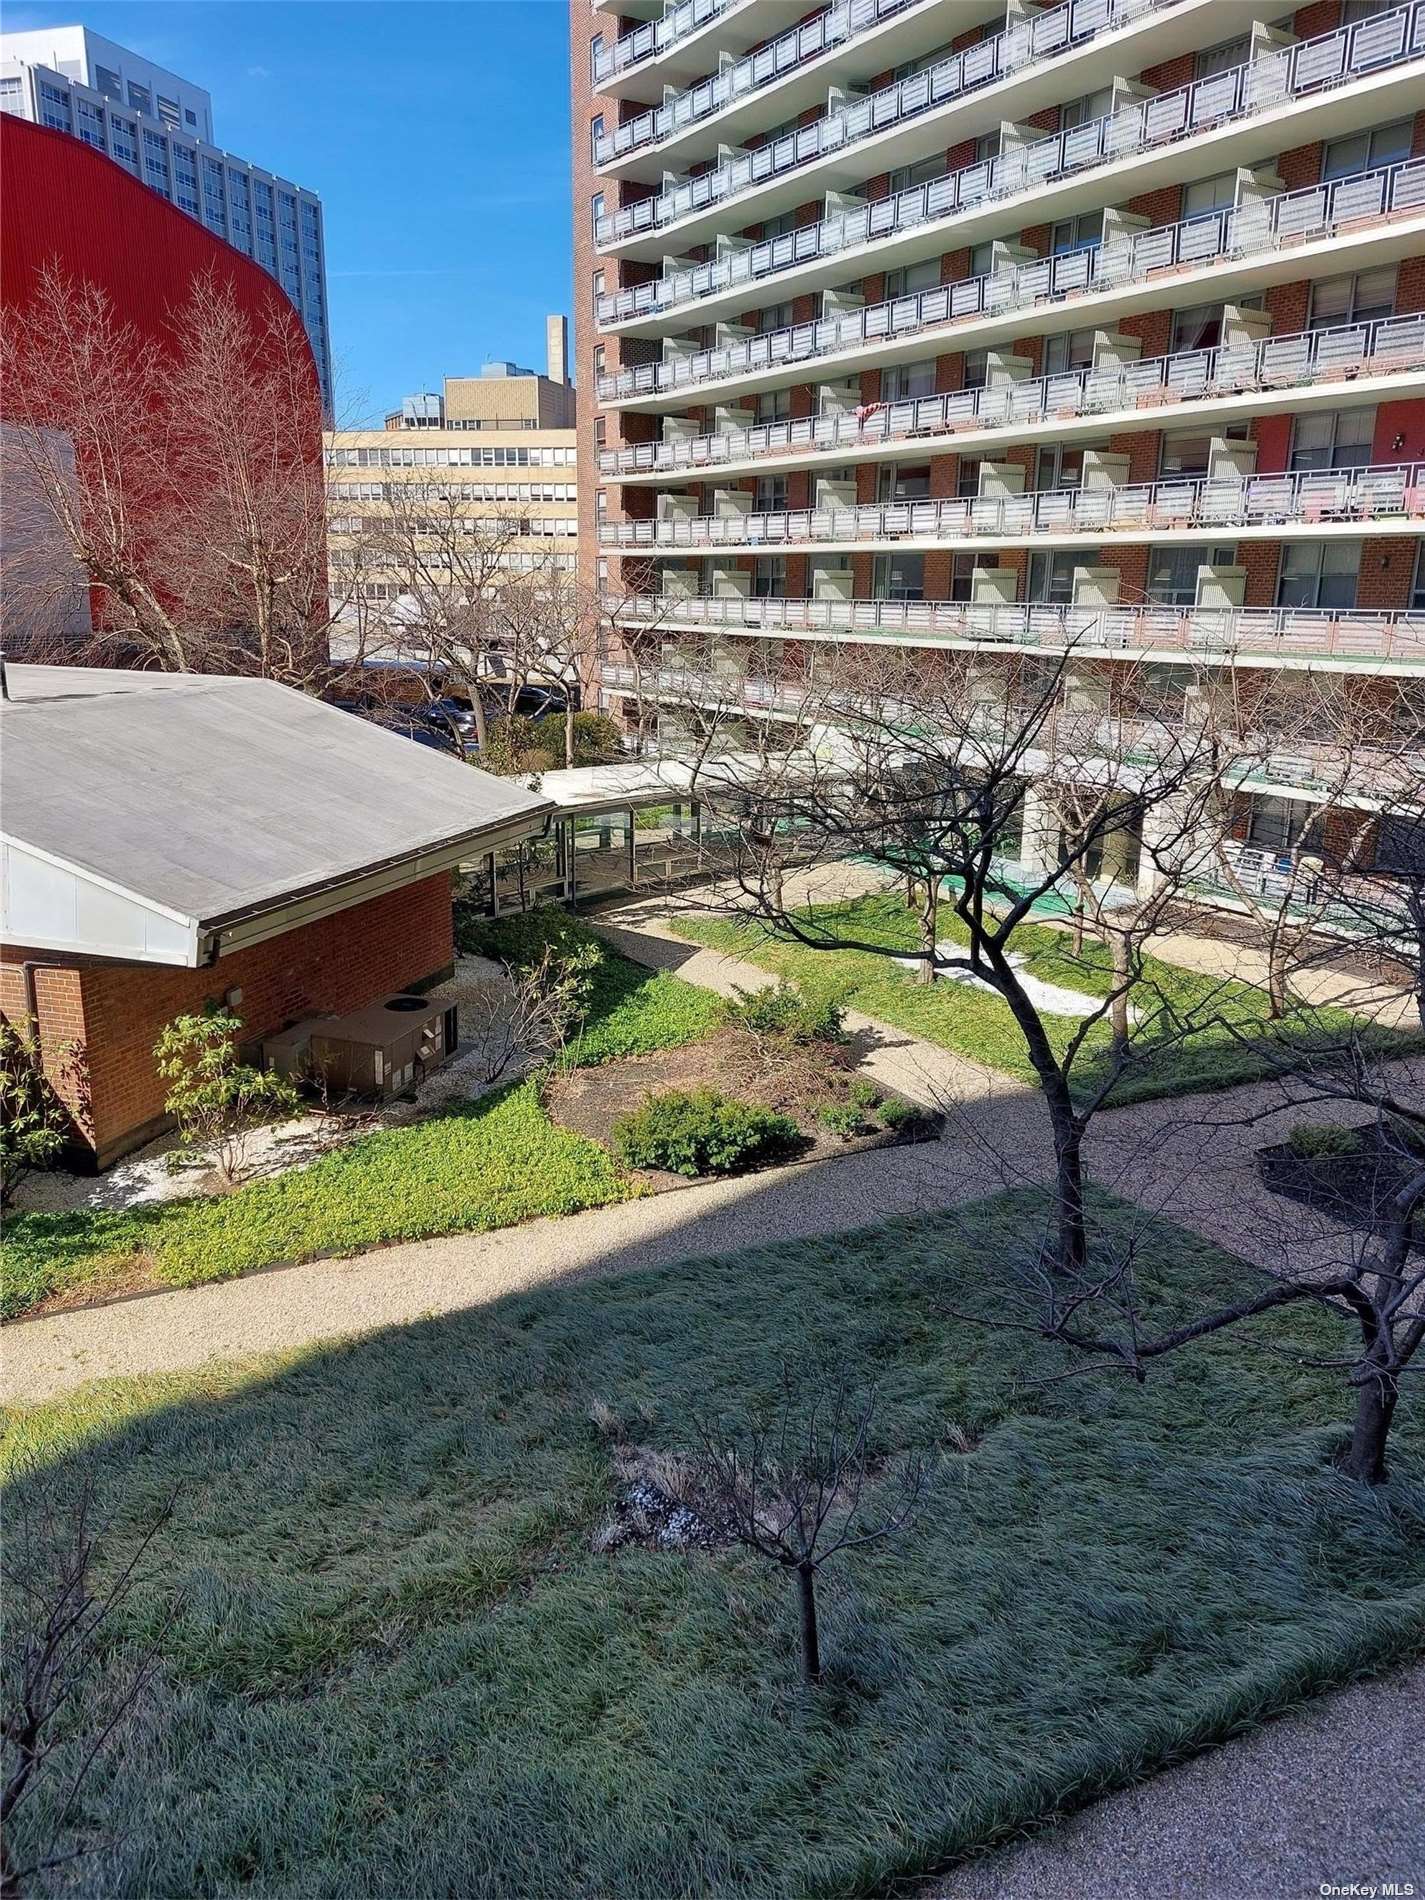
[5,1188,1423,1900]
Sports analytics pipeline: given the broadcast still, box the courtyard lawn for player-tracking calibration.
[669,893,1420,1104]
[4,1195,1423,1898]
[1,930,718,1322]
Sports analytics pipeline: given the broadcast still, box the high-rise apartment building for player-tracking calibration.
[1,24,332,409]
[325,327,579,624]
[574,0,1425,909]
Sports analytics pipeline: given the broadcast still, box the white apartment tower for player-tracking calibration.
[1,25,332,410]
[574,0,1425,910]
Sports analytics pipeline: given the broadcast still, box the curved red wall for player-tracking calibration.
[1,114,319,413]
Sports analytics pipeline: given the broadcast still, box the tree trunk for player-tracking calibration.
[564,699,576,768]
[1338,1370,1397,1485]
[918,878,938,985]
[1266,933,1289,1021]
[1109,929,1131,1052]
[796,1562,822,1683]
[1051,1122,1089,1281]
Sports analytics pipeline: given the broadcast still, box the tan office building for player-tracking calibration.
[325,317,579,617]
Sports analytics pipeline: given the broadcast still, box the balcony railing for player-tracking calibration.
[592,0,1187,170]
[595,0,1425,249]
[600,460,1425,550]
[597,155,1425,400]
[598,314,1425,480]
[592,0,752,87]
[610,596,1425,664]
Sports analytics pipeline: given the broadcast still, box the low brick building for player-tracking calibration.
[1,666,552,1167]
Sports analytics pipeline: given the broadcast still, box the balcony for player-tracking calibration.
[595,0,1425,254]
[592,0,764,94]
[597,156,1425,406]
[599,315,1425,484]
[610,597,1425,669]
[593,0,998,170]
[1187,840,1414,936]
[601,461,1425,554]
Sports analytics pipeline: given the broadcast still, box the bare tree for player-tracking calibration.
[1,1464,177,1897]
[688,1372,926,1683]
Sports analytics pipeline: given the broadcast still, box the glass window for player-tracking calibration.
[1050,211,1100,255]
[1035,443,1088,491]
[1343,0,1398,17]
[877,463,931,502]
[758,301,794,335]
[949,550,978,601]
[1276,540,1361,610]
[882,359,936,402]
[1171,304,1225,353]
[883,257,940,300]
[1323,119,1412,182]
[1412,540,1425,609]
[962,350,989,392]
[1376,815,1425,874]
[755,475,788,513]
[872,553,924,601]
[93,63,122,102]
[1061,88,1114,131]
[156,93,179,128]
[1289,407,1376,471]
[969,241,995,278]
[590,113,604,160]
[1028,550,1096,603]
[1145,545,1237,605]
[590,192,604,234]
[1160,424,1250,477]
[1247,795,1316,855]
[757,387,792,426]
[1196,36,1249,79]
[1043,329,1097,375]
[1183,173,1237,221]
[126,80,152,116]
[752,556,786,598]
[887,155,946,197]
[1309,268,1396,329]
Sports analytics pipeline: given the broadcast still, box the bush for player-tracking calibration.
[154,1011,303,1185]
[849,1079,882,1111]
[818,1102,869,1140]
[1285,1123,1366,1161]
[877,1096,931,1135]
[614,1089,800,1178]
[0,1021,72,1208]
[728,980,847,1048]
[537,709,623,768]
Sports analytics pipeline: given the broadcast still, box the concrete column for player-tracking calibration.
[1019,782,1059,876]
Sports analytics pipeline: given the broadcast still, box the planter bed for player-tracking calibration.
[544,1026,937,1187]
[1257,1124,1425,1252]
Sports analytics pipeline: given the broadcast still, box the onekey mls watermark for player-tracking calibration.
[1320,1884,1417,1897]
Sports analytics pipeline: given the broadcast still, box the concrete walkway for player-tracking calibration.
[930,1662,1425,1900]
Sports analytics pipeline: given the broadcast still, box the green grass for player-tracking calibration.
[0,1080,637,1320]
[2,915,721,1324]
[669,892,1420,1105]
[4,1195,1422,1897]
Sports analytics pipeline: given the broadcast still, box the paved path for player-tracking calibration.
[929,1662,1425,1900]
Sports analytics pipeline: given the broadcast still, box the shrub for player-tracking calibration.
[614,1089,799,1178]
[1285,1122,1366,1161]
[154,1012,303,1185]
[728,980,847,1048]
[0,1021,72,1208]
[819,1102,869,1140]
[877,1096,930,1135]
[849,1079,882,1111]
[537,709,623,768]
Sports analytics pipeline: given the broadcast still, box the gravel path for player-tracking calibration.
[929,1663,1425,1900]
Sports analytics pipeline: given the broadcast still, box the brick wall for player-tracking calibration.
[1,871,455,1169]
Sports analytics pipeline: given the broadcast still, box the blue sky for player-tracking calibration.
[9,1,575,421]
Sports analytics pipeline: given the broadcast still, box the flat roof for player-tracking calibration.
[1,667,553,932]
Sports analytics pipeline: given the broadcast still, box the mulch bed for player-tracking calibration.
[1257,1124,1425,1253]
[544,1027,935,1189]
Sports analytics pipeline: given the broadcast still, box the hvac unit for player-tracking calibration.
[303,995,459,1099]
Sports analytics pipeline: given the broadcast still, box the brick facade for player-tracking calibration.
[1,872,455,1169]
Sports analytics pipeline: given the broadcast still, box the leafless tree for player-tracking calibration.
[1,1464,177,1897]
[688,1372,926,1683]
[2,261,354,686]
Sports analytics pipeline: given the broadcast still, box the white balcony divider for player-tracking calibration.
[600,460,1425,548]
[598,314,1425,478]
[597,154,1425,399]
[592,0,752,87]
[609,597,1425,664]
[596,0,1424,248]
[595,0,1168,167]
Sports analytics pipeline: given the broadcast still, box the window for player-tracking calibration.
[956,458,981,499]
[1323,119,1412,182]
[1309,268,1396,329]
[1145,545,1236,605]
[590,192,604,235]
[1276,540,1361,610]
[589,34,603,76]
[883,257,940,300]
[752,556,786,599]
[1061,87,1113,131]
[882,359,936,402]
[127,80,151,116]
[1412,540,1425,609]
[590,113,604,160]
[93,63,122,102]
[1043,328,1097,375]
[872,553,924,601]
[1289,407,1376,471]
[887,154,945,198]
[184,107,197,127]
[1182,173,1237,222]
[876,463,930,502]
[1050,211,1100,255]
[1028,550,1096,603]
[1246,796,1320,855]
[969,240,995,278]
[592,269,605,311]
[756,387,791,426]
[1159,424,1250,477]
[755,475,788,513]
[1343,0,1397,17]
[1196,35,1249,79]
[1035,443,1093,491]
[758,301,794,335]
[592,344,605,382]
[758,208,797,244]
[962,349,989,392]
[1171,303,1226,353]
[949,551,978,601]
[1376,815,1425,874]
[156,93,179,128]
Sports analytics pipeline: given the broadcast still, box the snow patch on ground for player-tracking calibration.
[895,945,1139,1023]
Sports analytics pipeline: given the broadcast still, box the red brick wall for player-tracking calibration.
[1,872,455,1168]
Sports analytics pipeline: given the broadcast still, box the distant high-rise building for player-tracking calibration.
[0,24,332,409]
